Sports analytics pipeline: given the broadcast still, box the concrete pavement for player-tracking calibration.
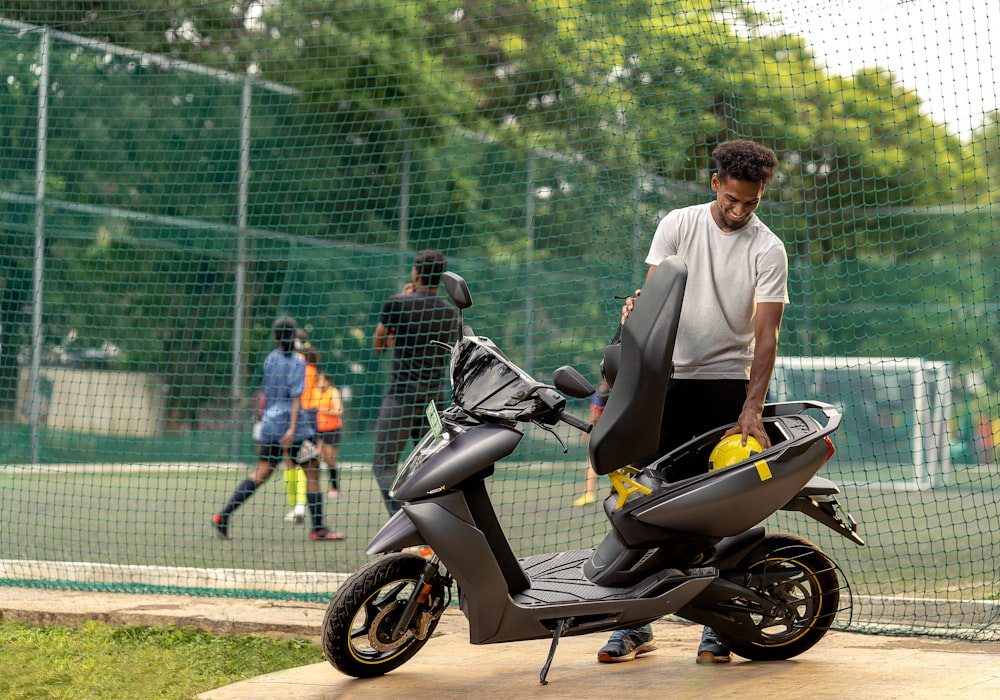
[2,586,998,699]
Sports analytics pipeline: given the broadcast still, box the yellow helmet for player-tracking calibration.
[708,434,763,471]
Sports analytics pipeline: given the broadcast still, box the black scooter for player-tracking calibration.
[321,257,865,684]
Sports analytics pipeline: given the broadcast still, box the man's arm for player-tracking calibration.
[724,301,784,449]
[373,322,394,355]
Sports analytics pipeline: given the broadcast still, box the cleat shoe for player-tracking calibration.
[327,487,339,499]
[573,491,597,506]
[696,626,731,664]
[597,624,657,663]
[211,513,229,539]
[284,504,306,524]
[309,528,345,541]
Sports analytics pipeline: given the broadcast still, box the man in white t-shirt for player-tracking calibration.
[597,139,788,666]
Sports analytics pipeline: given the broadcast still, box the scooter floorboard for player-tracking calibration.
[511,549,714,606]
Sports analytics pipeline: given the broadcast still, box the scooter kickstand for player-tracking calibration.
[539,617,573,685]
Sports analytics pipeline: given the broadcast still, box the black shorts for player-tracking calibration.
[257,441,286,464]
[660,378,749,453]
[317,429,342,447]
[257,440,316,465]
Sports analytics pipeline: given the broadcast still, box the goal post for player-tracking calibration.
[771,357,953,489]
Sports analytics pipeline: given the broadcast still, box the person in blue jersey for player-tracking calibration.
[212,315,344,541]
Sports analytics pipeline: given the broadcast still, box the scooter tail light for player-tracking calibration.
[823,436,835,462]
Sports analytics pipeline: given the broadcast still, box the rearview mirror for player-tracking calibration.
[552,366,596,399]
[441,271,473,310]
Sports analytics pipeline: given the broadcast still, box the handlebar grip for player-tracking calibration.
[560,411,592,434]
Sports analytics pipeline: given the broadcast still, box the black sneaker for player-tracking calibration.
[211,513,229,539]
[597,624,657,663]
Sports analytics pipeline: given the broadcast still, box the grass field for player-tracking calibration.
[0,459,614,577]
[2,452,998,638]
[0,619,323,700]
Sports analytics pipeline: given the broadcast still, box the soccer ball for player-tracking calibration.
[708,434,763,471]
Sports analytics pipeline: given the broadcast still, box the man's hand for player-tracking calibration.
[722,406,772,450]
[620,289,642,324]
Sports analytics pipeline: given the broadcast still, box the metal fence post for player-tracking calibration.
[29,27,51,466]
[524,152,536,375]
[231,76,253,462]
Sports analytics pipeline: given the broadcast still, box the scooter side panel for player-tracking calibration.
[629,438,832,537]
[404,500,515,642]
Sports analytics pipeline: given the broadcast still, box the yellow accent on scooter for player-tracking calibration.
[754,459,772,481]
[607,467,653,509]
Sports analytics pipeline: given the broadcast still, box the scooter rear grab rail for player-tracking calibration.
[762,399,842,439]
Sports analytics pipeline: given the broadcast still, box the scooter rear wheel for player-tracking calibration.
[716,534,842,661]
[322,553,445,678]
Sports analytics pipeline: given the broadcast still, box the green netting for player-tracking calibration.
[1,1,997,640]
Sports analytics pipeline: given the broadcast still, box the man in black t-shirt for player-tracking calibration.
[372,250,460,514]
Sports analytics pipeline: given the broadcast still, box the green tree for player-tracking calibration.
[1,0,992,430]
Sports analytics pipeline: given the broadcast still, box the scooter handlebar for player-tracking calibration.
[560,410,593,434]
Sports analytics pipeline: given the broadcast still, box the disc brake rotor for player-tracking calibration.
[366,601,414,652]
[755,572,816,636]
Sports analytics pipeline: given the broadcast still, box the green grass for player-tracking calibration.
[0,458,609,581]
[0,619,323,700]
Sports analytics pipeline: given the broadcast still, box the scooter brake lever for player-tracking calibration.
[534,421,568,453]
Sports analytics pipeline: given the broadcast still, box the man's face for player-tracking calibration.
[711,173,764,231]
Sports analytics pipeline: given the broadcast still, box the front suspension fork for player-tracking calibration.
[391,555,447,640]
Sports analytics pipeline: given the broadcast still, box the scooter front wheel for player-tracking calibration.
[716,534,843,661]
[322,553,445,678]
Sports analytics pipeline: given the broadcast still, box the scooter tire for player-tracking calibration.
[322,552,444,678]
[715,533,843,661]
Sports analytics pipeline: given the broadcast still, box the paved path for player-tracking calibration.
[2,587,998,699]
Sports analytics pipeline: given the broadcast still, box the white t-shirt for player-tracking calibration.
[644,202,789,380]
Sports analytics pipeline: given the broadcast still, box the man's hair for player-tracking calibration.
[272,315,297,353]
[414,249,447,286]
[712,140,778,185]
